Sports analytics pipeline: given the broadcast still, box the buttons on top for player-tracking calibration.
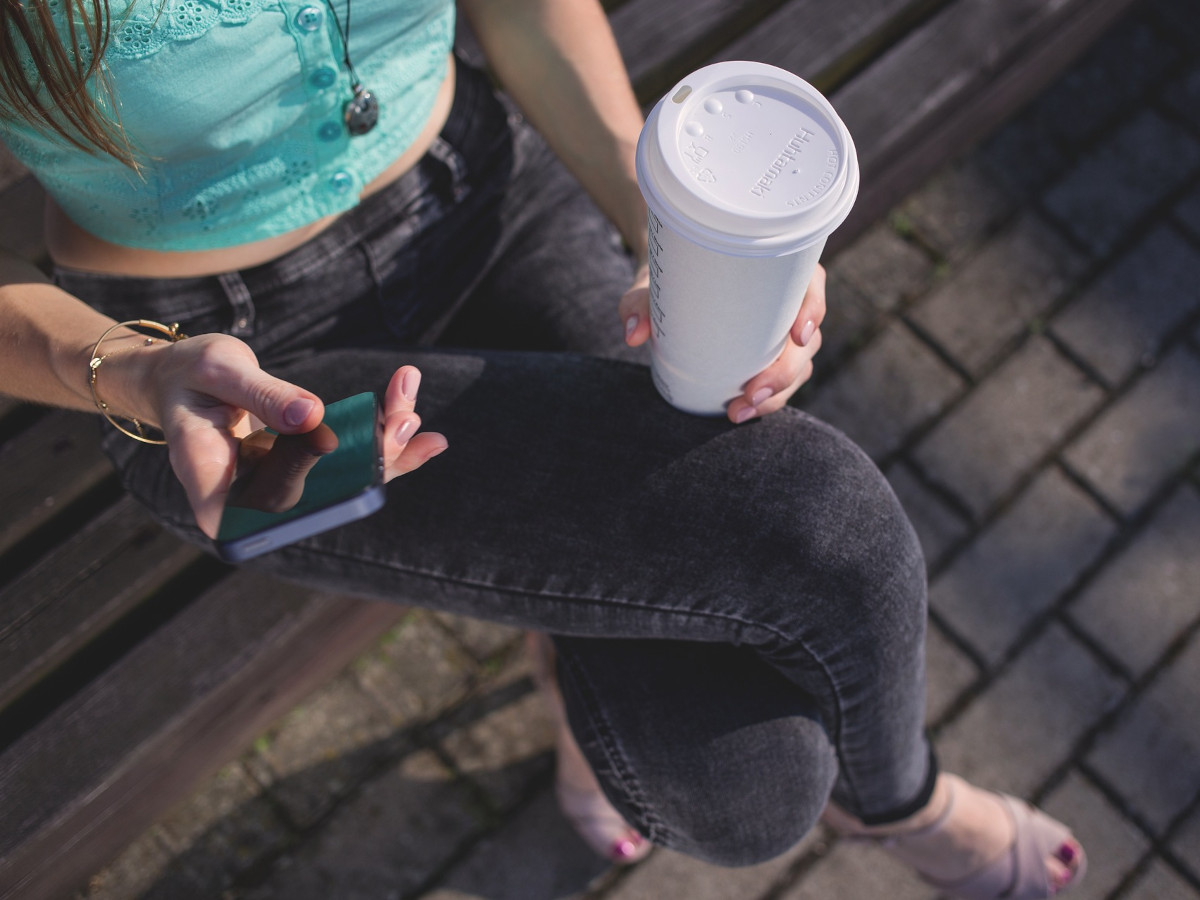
[328,171,354,193]
[294,5,324,31]
[309,65,337,89]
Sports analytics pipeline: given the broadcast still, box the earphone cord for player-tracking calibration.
[322,0,362,90]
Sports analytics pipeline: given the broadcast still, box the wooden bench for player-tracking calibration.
[0,0,1143,896]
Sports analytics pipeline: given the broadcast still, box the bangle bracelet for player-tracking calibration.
[88,319,187,445]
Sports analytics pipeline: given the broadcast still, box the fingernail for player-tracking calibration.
[401,368,421,402]
[751,386,773,407]
[284,398,315,427]
[394,418,416,444]
[611,834,645,861]
[799,320,816,347]
[625,315,639,340]
[427,438,448,459]
[734,406,756,424]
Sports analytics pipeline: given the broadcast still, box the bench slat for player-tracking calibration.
[0,572,406,900]
[611,0,783,101]
[0,495,203,714]
[830,0,1142,246]
[0,410,115,561]
[711,0,942,90]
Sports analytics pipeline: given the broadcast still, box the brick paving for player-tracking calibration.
[79,0,1200,896]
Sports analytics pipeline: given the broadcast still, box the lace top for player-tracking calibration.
[0,0,455,250]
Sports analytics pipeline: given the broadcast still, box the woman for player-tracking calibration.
[0,0,1085,894]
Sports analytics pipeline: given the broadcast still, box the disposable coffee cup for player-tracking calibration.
[635,61,860,415]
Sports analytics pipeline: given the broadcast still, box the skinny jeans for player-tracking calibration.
[56,58,936,866]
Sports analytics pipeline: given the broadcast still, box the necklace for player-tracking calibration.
[322,0,378,136]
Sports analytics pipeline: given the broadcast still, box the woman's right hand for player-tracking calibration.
[116,333,445,538]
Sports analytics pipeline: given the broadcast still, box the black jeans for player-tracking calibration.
[56,58,935,865]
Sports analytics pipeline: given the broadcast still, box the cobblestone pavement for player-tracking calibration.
[80,0,1200,897]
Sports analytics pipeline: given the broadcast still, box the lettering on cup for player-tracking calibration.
[749,129,814,198]
[785,149,839,207]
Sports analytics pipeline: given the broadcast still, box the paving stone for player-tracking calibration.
[1063,347,1200,516]
[354,610,480,725]
[930,469,1116,666]
[420,788,612,900]
[1148,0,1200,54]
[244,672,401,829]
[897,158,1015,261]
[830,221,936,314]
[81,828,178,900]
[439,656,556,815]
[910,213,1086,377]
[977,107,1071,201]
[813,267,881,365]
[243,749,485,900]
[607,834,814,900]
[1163,61,1200,132]
[1122,858,1200,900]
[937,624,1124,798]
[1088,634,1200,835]
[1051,226,1200,387]
[153,762,291,894]
[913,337,1105,519]
[924,621,979,727]
[1041,770,1151,900]
[885,460,971,569]
[1043,111,1200,257]
[1069,486,1200,677]
[779,836,939,900]
[433,611,522,663]
[1023,19,1178,152]
[1173,807,1200,882]
[1177,184,1200,242]
[802,320,965,462]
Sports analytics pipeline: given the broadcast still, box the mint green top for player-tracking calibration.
[0,0,455,251]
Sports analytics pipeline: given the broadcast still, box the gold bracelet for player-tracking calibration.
[88,319,187,445]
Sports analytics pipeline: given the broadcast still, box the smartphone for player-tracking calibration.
[215,391,385,563]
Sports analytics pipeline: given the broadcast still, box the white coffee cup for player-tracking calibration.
[635,61,860,415]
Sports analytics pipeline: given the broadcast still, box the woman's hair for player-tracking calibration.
[1,0,136,165]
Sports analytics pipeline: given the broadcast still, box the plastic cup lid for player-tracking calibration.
[636,61,860,256]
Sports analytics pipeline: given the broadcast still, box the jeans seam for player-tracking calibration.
[555,650,668,842]
[271,537,857,811]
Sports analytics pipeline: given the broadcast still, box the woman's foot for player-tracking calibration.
[525,632,651,865]
[822,774,1085,899]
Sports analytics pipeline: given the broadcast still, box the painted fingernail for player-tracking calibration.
[401,368,421,402]
[611,833,646,861]
[735,406,756,424]
[625,315,639,340]
[799,320,817,347]
[751,386,774,407]
[284,398,314,427]
[394,418,416,444]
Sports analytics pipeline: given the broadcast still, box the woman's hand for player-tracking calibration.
[126,334,445,537]
[618,262,828,424]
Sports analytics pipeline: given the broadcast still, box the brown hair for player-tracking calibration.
[1,0,136,165]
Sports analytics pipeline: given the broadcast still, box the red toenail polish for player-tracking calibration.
[1056,842,1077,864]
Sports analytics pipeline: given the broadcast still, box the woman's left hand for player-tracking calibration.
[618,262,827,424]
[379,365,449,482]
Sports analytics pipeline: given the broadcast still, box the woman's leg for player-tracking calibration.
[96,343,932,864]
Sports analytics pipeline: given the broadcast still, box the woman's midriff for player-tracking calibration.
[44,55,457,279]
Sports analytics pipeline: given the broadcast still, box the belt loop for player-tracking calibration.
[428,136,470,202]
[217,272,257,337]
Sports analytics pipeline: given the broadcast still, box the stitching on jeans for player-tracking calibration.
[555,649,668,842]
[284,540,858,811]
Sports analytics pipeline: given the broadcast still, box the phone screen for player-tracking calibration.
[216,392,384,560]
